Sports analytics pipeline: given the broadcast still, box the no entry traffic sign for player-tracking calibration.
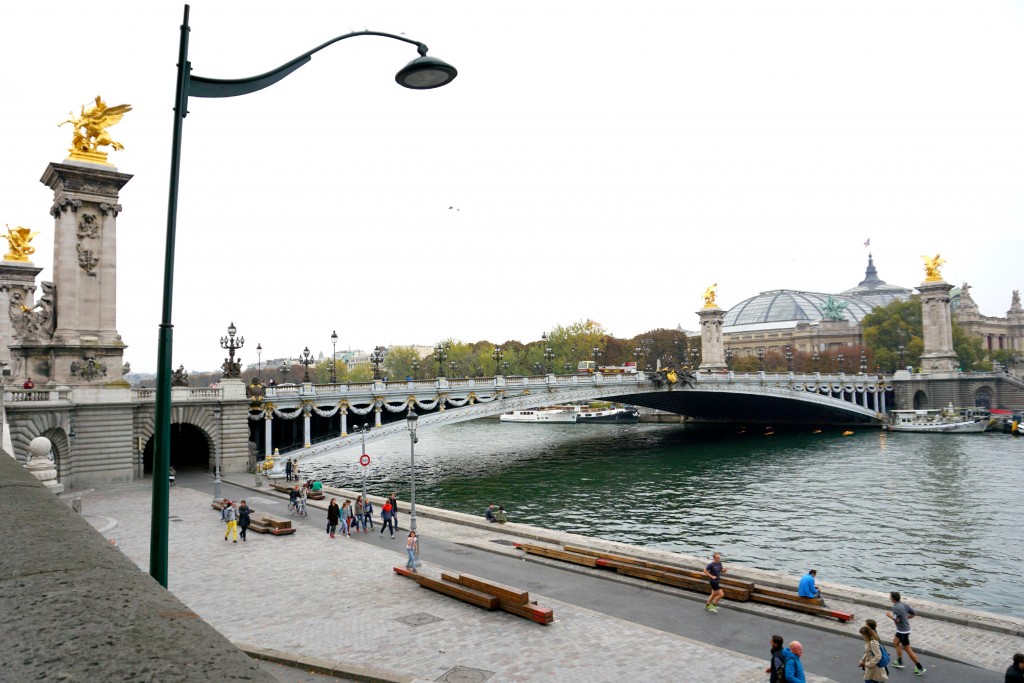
[360,453,371,467]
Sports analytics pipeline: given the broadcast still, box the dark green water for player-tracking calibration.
[304,420,1024,618]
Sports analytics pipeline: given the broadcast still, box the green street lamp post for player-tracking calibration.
[300,346,314,383]
[407,411,420,566]
[543,346,555,373]
[492,346,503,376]
[150,4,456,586]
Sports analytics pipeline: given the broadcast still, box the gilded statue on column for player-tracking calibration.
[921,254,945,282]
[702,283,718,309]
[59,96,133,165]
[3,225,39,262]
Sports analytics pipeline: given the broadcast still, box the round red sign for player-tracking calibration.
[360,453,371,467]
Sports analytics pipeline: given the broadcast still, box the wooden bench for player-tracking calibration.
[520,542,850,620]
[270,481,324,500]
[394,568,499,609]
[394,568,554,624]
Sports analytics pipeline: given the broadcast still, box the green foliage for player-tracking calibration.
[382,345,422,380]
[861,299,922,372]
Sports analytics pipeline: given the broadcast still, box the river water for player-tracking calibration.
[302,420,1024,619]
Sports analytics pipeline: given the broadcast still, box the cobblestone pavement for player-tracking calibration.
[78,474,1022,681]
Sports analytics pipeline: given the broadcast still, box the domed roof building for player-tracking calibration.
[719,255,914,364]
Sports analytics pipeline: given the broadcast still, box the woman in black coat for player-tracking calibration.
[326,498,340,538]
[237,500,253,542]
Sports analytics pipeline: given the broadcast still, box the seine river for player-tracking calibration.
[303,420,1024,619]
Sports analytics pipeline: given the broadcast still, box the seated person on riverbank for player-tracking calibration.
[798,569,824,603]
[311,479,322,492]
[485,504,496,523]
[494,506,508,524]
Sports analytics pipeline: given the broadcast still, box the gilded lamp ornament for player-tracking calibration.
[922,254,946,282]
[702,283,718,309]
[3,225,39,262]
[59,96,133,165]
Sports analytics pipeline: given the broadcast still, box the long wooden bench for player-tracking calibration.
[519,542,852,621]
[394,568,499,609]
[394,568,554,624]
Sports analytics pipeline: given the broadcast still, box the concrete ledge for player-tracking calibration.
[0,456,276,682]
[239,644,418,682]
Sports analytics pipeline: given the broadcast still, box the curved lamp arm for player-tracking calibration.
[188,31,439,99]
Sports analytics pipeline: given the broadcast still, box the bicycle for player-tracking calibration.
[289,497,308,517]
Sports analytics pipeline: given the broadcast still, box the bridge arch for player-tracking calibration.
[137,405,219,475]
[913,390,928,409]
[974,386,994,409]
[8,410,73,482]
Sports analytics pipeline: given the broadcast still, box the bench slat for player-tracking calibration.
[393,568,499,609]
[750,592,853,621]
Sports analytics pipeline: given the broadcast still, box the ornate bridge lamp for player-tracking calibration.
[544,346,555,374]
[812,350,820,373]
[219,322,245,378]
[533,362,542,375]
[785,344,793,373]
[433,343,448,378]
[370,346,385,380]
[592,345,602,368]
[279,360,291,382]
[897,344,906,371]
[724,348,734,370]
[756,347,765,372]
[492,346,504,376]
[149,4,456,587]
[859,350,867,375]
[411,359,419,380]
[633,346,642,368]
[330,330,338,383]
[837,352,845,374]
[256,343,262,382]
[564,361,572,373]
[502,360,510,376]
[690,348,701,368]
[299,346,314,383]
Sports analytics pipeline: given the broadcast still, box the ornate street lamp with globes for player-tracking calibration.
[219,322,244,378]
[299,346,314,383]
[330,330,338,383]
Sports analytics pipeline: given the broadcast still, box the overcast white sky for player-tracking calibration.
[4,1,1024,373]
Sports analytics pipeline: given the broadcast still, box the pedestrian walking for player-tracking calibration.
[886,591,926,675]
[784,641,806,683]
[703,551,727,612]
[1006,653,1024,682]
[388,491,399,530]
[340,500,352,537]
[237,500,253,542]
[292,459,300,482]
[765,634,787,683]
[859,625,889,682]
[363,498,375,531]
[380,499,395,538]
[222,500,238,543]
[326,498,340,538]
[405,530,419,572]
[285,458,292,482]
[354,496,366,532]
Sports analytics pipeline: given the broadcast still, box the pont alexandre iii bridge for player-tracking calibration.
[4,153,1024,491]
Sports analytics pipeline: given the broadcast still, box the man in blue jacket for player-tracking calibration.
[784,641,806,683]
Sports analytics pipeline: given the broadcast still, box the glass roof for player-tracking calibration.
[723,290,879,327]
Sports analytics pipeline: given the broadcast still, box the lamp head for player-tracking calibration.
[256,343,262,352]
[395,54,457,90]
[228,322,237,337]
[331,330,338,343]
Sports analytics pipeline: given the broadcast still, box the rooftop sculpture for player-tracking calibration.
[702,283,718,309]
[3,225,38,262]
[922,254,945,282]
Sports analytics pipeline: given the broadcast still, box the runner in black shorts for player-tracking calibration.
[886,591,925,675]
[703,552,727,612]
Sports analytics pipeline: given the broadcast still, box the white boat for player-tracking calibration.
[884,405,990,433]
[499,407,579,423]
[574,405,640,424]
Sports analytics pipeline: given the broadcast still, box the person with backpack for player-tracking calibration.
[865,620,890,676]
[363,498,374,531]
[859,625,889,681]
[766,634,789,683]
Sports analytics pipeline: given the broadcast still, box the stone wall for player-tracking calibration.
[0,452,275,681]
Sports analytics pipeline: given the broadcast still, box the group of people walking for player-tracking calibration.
[324,491,402,538]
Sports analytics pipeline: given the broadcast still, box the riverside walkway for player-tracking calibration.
[80,472,1021,682]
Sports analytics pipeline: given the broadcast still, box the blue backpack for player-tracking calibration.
[878,642,891,669]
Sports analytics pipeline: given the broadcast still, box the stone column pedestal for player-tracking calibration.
[918,280,959,372]
[697,307,728,372]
